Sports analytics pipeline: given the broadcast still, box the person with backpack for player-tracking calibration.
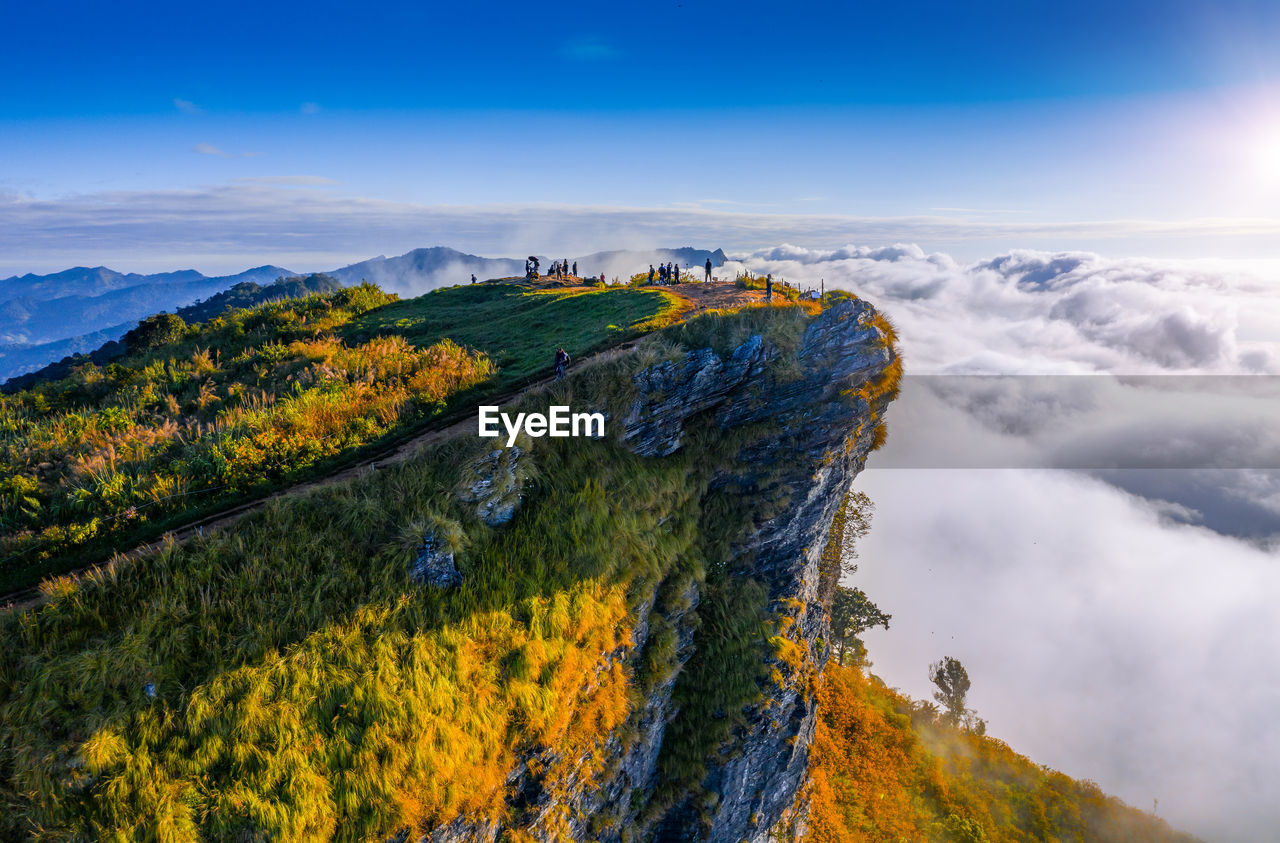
[649,264,655,284]
[554,347,570,380]
[705,258,712,282]
[674,263,680,283]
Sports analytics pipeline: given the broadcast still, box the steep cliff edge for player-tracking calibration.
[424,297,898,841]
[0,298,898,840]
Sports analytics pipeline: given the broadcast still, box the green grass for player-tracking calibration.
[0,283,683,596]
[342,283,685,391]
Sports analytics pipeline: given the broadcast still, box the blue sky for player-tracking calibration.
[3,0,1280,272]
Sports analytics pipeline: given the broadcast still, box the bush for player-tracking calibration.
[123,313,187,350]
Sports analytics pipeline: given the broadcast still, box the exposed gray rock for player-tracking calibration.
[409,533,461,588]
[632,299,894,842]
[621,333,772,457]
[457,445,527,526]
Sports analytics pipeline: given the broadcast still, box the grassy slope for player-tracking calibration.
[806,662,1200,843]
[0,283,681,595]
[0,304,849,840]
[341,283,685,390]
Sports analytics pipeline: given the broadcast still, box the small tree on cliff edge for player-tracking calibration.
[929,656,985,733]
[831,585,891,664]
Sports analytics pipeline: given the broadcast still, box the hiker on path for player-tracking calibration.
[649,264,655,284]
[554,347,570,380]
[674,264,680,283]
[766,274,773,301]
[471,274,477,284]
[705,258,712,282]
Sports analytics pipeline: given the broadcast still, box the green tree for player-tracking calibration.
[123,312,187,350]
[929,656,971,727]
[839,490,874,576]
[830,585,891,664]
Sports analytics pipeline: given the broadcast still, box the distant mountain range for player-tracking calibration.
[0,265,291,346]
[0,246,728,382]
[326,246,728,294]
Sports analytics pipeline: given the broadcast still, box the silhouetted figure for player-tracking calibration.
[572,261,577,276]
[674,263,680,283]
[471,274,477,284]
[554,347,570,380]
[765,274,773,301]
[705,258,712,282]
[649,264,655,284]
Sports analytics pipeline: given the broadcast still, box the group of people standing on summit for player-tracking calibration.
[516,255,717,285]
[548,259,576,279]
[525,257,579,279]
[649,258,714,285]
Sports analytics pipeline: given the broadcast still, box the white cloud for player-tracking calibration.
[300,102,322,114]
[855,467,1280,842]
[173,98,203,114]
[723,244,1280,375]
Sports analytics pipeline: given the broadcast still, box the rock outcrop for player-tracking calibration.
[409,532,461,588]
[407,298,896,843]
[640,299,893,841]
[456,445,529,526]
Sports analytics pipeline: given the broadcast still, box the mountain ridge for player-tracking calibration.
[0,247,729,381]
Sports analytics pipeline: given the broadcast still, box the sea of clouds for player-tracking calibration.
[719,244,1280,841]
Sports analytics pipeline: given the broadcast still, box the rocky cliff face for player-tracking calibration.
[413,299,896,842]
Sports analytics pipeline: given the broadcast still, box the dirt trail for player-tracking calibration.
[0,283,765,613]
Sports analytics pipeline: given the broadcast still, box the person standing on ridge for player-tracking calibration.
[554,347,570,380]
[471,274,477,284]
[572,261,577,277]
[705,257,712,282]
[674,263,680,283]
[649,264,655,284]
[766,274,773,301]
